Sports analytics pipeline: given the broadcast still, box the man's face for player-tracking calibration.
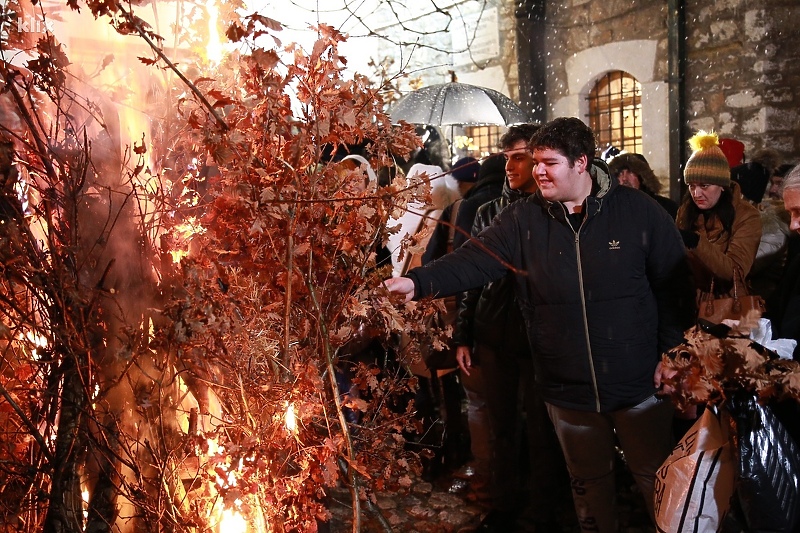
[532,147,588,205]
[617,168,641,189]
[769,175,784,200]
[503,139,537,193]
[783,188,800,234]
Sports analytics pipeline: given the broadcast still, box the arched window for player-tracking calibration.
[588,71,642,155]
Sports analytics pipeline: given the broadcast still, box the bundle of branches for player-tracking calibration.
[0,0,449,531]
[660,316,800,412]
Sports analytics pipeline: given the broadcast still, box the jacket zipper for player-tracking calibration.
[565,206,602,412]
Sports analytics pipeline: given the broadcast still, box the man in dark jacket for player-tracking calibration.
[453,124,571,532]
[420,155,507,491]
[385,117,694,533]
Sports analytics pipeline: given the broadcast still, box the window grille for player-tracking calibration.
[462,125,505,158]
[587,71,642,156]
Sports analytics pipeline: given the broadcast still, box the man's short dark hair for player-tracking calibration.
[499,123,542,150]
[529,117,596,166]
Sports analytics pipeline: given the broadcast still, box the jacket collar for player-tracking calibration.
[502,179,533,202]
[537,157,614,219]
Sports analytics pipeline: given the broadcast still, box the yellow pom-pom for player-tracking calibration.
[688,130,720,153]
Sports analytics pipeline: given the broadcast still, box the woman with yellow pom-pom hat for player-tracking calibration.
[676,130,763,313]
[672,131,763,435]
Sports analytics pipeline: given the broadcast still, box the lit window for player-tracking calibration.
[587,71,642,155]
[462,125,504,158]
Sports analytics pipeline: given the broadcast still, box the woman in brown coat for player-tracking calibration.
[676,131,762,307]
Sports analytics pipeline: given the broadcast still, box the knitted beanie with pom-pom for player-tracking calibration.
[683,131,731,187]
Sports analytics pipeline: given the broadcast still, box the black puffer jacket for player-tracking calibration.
[452,182,530,356]
[407,161,694,412]
[421,156,506,264]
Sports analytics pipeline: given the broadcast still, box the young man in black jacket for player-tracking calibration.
[385,117,694,533]
[453,124,571,532]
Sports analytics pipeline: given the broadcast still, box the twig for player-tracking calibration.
[0,379,56,465]
[282,203,297,381]
[306,276,363,533]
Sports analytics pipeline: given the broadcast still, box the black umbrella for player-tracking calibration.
[390,82,529,127]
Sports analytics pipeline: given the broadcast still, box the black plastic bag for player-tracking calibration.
[727,393,800,532]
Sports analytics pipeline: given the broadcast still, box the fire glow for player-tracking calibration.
[206,0,224,64]
[285,401,298,434]
[219,508,248,533]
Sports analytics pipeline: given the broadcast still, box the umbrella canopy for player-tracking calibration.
[390,82,529,127]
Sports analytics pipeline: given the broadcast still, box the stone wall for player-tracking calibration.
[446,0,521,101]
[685,0,800,163]
[534,0,800,165]
[542,0,669,109]
[498,0,521,102]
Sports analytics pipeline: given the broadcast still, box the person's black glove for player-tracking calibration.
[679,229,699,249]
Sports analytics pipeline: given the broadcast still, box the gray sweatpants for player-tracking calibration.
[546,394,675,533]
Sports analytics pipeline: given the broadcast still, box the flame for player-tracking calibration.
[219,508,248,533]
[284,402,297,434]
[206,0,224,64]
[169,216,207,263]
[24,330,48,348]
[82,488,90,520]
[22,329,48,359]
[207,437,220,456]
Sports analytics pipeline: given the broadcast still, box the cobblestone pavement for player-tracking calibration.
[324,458,656,533]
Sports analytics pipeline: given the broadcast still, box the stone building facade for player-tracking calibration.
[366,0,798,197]
[523,0,800,198]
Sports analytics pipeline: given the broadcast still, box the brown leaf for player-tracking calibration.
[248,14,282,32]
[226,22,248,42]
[250,49,280,70]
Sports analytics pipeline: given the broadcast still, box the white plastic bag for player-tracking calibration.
[749,318,797,360]
[654,407,736,532]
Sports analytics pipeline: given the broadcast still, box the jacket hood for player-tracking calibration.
[534,157,614,216]
[591,157,614,198]
[607,153,663,195]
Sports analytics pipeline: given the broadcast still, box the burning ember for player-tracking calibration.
[285,401,298,434]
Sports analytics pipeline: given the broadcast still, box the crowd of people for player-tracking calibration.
[382,117,800,533]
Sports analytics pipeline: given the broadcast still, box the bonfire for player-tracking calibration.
[0,1,448,531]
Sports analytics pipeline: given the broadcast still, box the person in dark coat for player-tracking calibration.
[418,154,506,491]
[385,117,695,533]
[769,163,800,359]
[607,152,678,219]
[764,162,800,451]
[730,149,787,301]
[421,156,505,263]
[453,124,572,532]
